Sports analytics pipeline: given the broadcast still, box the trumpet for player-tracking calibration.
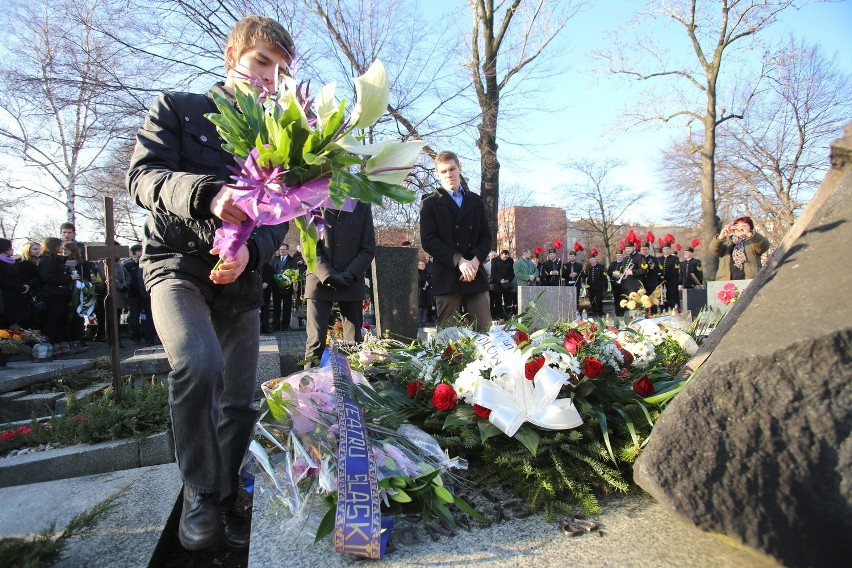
[616,258,634,284]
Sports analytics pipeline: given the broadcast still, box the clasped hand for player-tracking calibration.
[458,258,479,282]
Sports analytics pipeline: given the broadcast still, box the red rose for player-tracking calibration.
[582,357,604,379]
[441,344,463,366]
[619,348,634,367]
[525,356,545,381]
[431,384,458,411]
[473,404,492,419]
[513,330,529,345]
[562,329,586,355]
[632,375,655,397]
[406,381,423,397]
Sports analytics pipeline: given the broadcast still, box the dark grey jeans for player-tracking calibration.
[150,278,260,507]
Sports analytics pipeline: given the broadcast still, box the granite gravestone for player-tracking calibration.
[633,124,852,567]
[705,279,752,310]
[371,246,419,341]
[517,286,577,328]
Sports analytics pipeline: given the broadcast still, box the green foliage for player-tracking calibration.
[0,485,127,568]
[1,379,170,454]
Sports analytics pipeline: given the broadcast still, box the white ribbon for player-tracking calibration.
[75,280,96,318]
[473,361,583,437]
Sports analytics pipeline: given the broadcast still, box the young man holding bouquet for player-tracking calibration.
[127,16,294,552]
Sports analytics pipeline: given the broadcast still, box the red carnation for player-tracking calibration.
[562,329,586,355]
[406,381,423,397]
[533,245,543,256]
[431,384,458,411]
[513,330,530,346]
[691,238,700,247]
[525,356,545,380]
[553,239,564,250]
[582,357,605,379]
[473,404,492,419]
[675,243,682,251]
[573,241,584,252]
[632,375,655,397]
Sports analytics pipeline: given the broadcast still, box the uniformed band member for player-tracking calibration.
[542,249,562,286]
[619,242,646,296]
[638,243,661,314]
[579,253,607,316]
[660,244,680,310]
[678,246,703,291]
[562,251,582,287]
[607,251,628,316]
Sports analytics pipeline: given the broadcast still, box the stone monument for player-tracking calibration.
[517,286,577,328]
[371,246,419,341]
[633,124,852,567]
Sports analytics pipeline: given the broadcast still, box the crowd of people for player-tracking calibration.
[0,223,160,355]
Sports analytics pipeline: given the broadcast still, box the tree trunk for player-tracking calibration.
[478,106,500,250]
[700,96,720,280]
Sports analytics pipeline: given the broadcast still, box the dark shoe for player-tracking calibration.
[178,488,221,551]
[222,509,251,550]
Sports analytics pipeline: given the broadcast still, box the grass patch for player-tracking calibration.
[1,379,171,455]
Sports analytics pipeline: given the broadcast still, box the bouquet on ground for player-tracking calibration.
[207,59,426,271]
[274,268,302,289]
[247,364,484,547]
[350,312,694,515]
[0,328,46,355]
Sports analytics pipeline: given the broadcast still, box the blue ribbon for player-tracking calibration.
[321,349,389,558]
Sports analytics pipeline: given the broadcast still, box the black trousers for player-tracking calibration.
[272,286,293,330]
[304,299,363,366]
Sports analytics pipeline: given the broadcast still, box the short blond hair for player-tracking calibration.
[434,151,460,168]
[225,15,294,72]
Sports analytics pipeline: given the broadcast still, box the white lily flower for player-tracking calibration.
[314,81,338,131]
[366,141,428,185]
[350,60,390,129]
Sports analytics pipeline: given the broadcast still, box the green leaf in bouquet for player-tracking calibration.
[389,489,412,503]
[234,85,267,143]
[294,217,319,273]
[330,170,415,208]
[478,421,502,443]
[612,404,641,450]
[595,410,617,464]
[451,494,491,524]
[433,485,454,504]
[629,400,655,429]
[314,495,337,543]
[442,405,475,428]
[513,426,541,455]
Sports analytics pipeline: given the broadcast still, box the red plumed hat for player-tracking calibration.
[533,245,543,256]
[619,241,626,250]
[553,239,563,250]
[665,233,675,243]
[627,229,637,242]
[691,238,700,247]
[590,247,598,255]
[645,231,655,244]
[658,238,665,248]
[675,243,682,251]
[573,241,584,252]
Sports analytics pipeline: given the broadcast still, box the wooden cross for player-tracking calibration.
[85,197,130,402]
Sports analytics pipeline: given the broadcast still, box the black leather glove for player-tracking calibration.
[325,272,349,290]
[342,270,357,284]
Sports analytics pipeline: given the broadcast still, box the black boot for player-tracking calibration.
[178,487,221,551]
[222,509,251,550]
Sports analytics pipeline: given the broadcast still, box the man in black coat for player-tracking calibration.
[489,250,515,319]
[660,244,681,310]
[270,243,298,331]
[562,251,582,287]
[303,201,375,364]
[541,250,562,286]
[420,151,492,332]
[620,242,646,296]
[579,253,607,316]
[607,251,628,315]
[679,247,704,291]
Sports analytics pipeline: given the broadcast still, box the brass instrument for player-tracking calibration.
[616,258,633,285]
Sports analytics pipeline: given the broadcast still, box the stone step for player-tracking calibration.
[0,462,181,568]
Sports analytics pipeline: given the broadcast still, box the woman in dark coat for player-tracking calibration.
[37,237,80,348]
[0,238,33,328]
[14,242,42,328]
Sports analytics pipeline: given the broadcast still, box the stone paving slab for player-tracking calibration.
[0,359,94,394]
[0,462,181,568]
[0,432,174,488]
[248,475,772,568]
